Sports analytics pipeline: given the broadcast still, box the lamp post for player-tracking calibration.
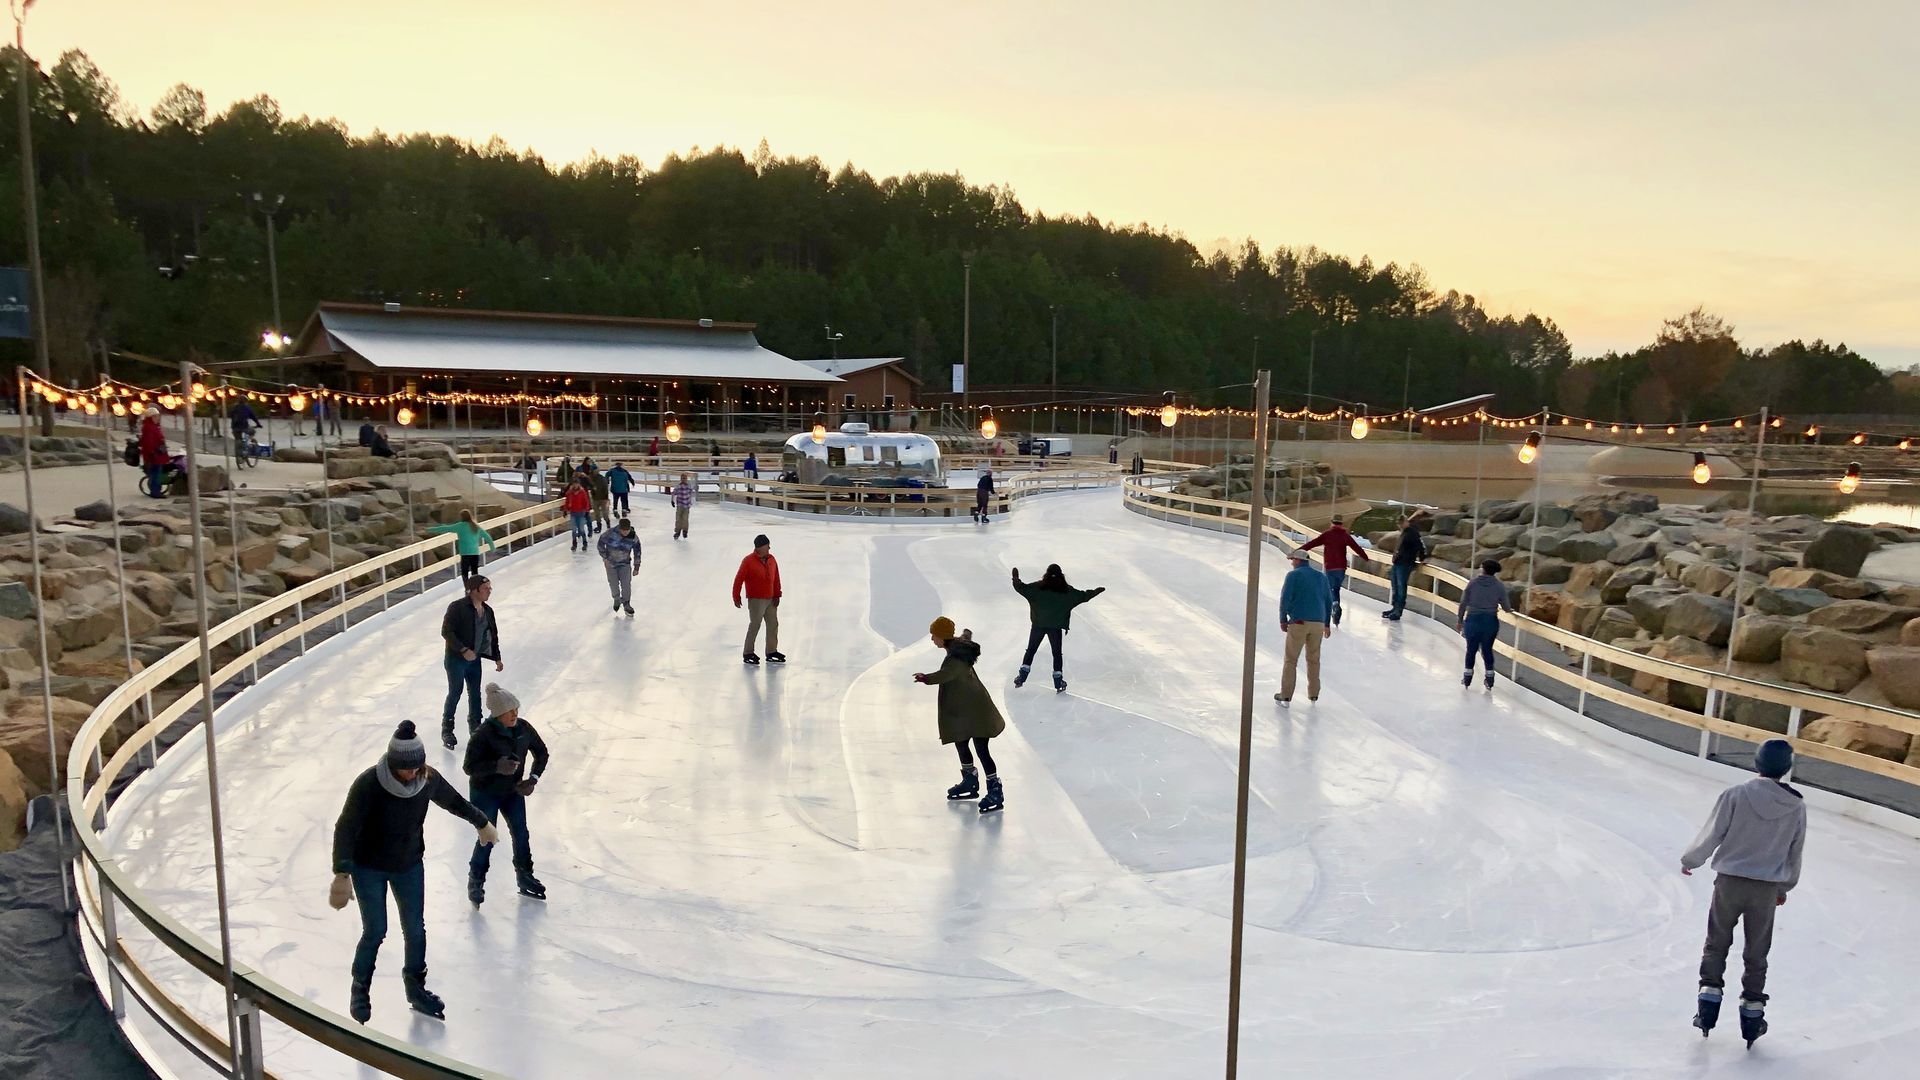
[1225,369,1272,1079]
[1514,408,1549,678]
[1302,327,1320,442]
[824,325,843,360]
[14,3,52,437]
[252,192,286,387]
[1050,304,1059,437]
[961,254,972,421]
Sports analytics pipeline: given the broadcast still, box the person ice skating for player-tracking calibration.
[585,463,612,533]
[440,574,503,749]
[709,439,721,467]
[1010,564,1106,691]
[671,473,695,539]
[913,618,1008,814]
[463,684,550,906]
[732,533,784,664]
[607,461,634,515]
[138,413,169,498]
[598,517,641,616]
[1381,510,1428,620]
[973,467,994,522]
[1681,738,1806,1047]
[563,479,591,550]
[648,435,660,466]
[1298,514,1371,625]
[1455,560,1514,689]
[427,509,496,584]
[328,720,498,1023]
[1274,548,1334,706]
[743,451,759,480]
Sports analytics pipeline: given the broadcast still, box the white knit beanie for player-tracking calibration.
[484,683,521,718]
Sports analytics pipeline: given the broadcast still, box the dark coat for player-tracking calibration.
[1013,579,1104,631]
[442,597,502,661]
[923,638,1006,744]
[331,766,485,873]
[1392,524,1428,566]
[463,716,551,799]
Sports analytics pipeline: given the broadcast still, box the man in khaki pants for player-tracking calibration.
[731,533,785,665]
[1275,548,1334,706]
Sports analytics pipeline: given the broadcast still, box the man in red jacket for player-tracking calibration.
[1298,514,1371,626]
[732,533,785,665]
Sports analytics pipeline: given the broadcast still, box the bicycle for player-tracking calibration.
[233,424,262,468]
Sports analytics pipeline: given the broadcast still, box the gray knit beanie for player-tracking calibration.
[387,720,426,770]
[484,683,521,719]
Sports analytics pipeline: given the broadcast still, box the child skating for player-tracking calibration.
[913,618,1008,813]
[1009,564,1105,691]
[1680,738,1807,1047]
[462,683,552,905]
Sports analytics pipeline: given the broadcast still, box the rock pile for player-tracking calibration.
[1374,491,1920,769]
[1167,456,1354,507]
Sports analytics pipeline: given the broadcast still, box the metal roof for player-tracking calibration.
[306,304,842,384]
[798,357,922,383]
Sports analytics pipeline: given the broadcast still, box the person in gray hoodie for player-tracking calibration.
[1680,738,1806,1045]
[1455,560,1514,689]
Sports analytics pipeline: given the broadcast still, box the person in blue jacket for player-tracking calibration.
[605,461,635,515]
[1274,548,1334,706]
[973,467,995,522]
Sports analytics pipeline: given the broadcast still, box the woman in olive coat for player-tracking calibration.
[914,617,1008,814]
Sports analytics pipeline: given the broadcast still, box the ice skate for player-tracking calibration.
[1013,665,1030,688]
[612,598,621,613]
[516,870,546,900]
[1274,693,1290,707]
[946,765,980,801]
[1332,606,1343,626]
[349,979,371,1024]
[623,603,634,616]
[440,724,457,751]
[403,973,445,1020]
[467,869,485,907]
[1739,1000,1767,1048]
[1692,986,1721,1036]
[1462,670,1473,688]
[1053,671,1066,693]
[1484,673,1495,690]
[766,651,787,664]
[743,652,760,666]
[978,775,1004,814]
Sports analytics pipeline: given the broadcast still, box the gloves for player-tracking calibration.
[477,823,500,846]
[516,777,539,797]
[328,873,353,910]
[493,755,520,776]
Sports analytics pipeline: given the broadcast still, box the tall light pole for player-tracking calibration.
[961,254,972,424]
[824,324,843,360]
[252,192,286,387]
[1225,369,1271,1079]
[1049,304,1058,435]
[14,2,52,436]
[1303,327,1320,441]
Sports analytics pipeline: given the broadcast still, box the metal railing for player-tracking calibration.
[1121,473,1920,796]
[65,499,572,1079]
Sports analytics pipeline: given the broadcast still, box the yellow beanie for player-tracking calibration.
[929,616,956,640]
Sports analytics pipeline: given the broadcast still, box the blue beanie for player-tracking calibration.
[1754,738,1793,779]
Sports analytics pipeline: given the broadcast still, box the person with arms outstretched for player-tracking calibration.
[1298,514,1370,625]
[1009,564,1105,692]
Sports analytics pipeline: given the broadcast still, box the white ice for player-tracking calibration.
[99,489,1920,1078]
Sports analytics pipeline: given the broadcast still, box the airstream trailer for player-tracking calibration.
[782,423,945,487]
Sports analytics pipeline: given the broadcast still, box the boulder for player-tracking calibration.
[0,503,35,534]
[1729,615,1798,664]
[1632,636,1722,711]
[1801,524,1876,576]
[1800,717,1911,763]
[53,604,117,651]
[1537,505,1574,528]
[127,572,179,615]
[1661,550,1704,579]
[1751,586,1834,617]
[0,581,36,620]
[1485,501,1525,523]
[1681,561,1739,597]
[1779,627,1869,693]
[1613,516,1660,539]
[1602,564,1658,605]
[1902,618,1920,647]
[1525,588,1565,624]
[1557,534,1617,563]
[0,696,95,795]
[1575,505,1619,532]
[0,749,25,852]
[1627,585,1688,633]
[1768,567,1880,600]
[73,499,115,523]
[1519,527,1565,557]
[1566,561,1617,596]
[1866,646,1920,710]
[1431,540,1474,564]
[1882,584,1920,609]
[1665,593,1736,646]
[1805,601,1920,635]
[1607,538,1658,565]
[1477,523,1526,548]
[276,534,313,562]
[1591,607,1641,645]
[236,537,281,574]
[1558,596,1606,637]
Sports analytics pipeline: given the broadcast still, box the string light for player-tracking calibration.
[1667,425,1678,436]
[1518,431,1542,465]
[395,406,415,426]
[1851,431,1867,446]
[525,411,544,437]
[665,413,683,442]
[1901,438,1912,452]
[981,409,999,439]
[1692,452,1711,485]
[1839,462,1862,495]
[812,412,828,444]
[1351,402,1370,440]
[1804,425,1820,439]
[1634,424,1645,435]
[1733,418,1744,429]
[288,392,308,413]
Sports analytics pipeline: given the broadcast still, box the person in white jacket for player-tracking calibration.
[1679,737,1807,1044]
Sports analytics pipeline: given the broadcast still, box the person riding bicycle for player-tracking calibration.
[229,399,261,463]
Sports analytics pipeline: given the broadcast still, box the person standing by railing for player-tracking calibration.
[328,720,497,1023]
[974,466,995,523]
[564,479,592,551]
[440,574,503,749]
[138,412,169,498]
[426,509,496,584]
[672,473,696,539]
[1274,548,1334,707]
[1455,560,1514,690]
[1297,514,1372,626]
[1383,510,1428,621]
[1010,564,1105,692]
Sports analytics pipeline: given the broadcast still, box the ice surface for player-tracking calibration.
[99,490,1920,1078]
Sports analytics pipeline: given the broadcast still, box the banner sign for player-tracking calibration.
[951,364,965,394]
[0,268,29,340]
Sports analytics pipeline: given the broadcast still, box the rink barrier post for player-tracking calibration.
[62,497,562,1080]
[1575,652,1592,717]
[1119,474,1920,793]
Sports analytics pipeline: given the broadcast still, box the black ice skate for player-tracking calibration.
[349,979,371,1024]
[1739,1000,1767,1048]
[1692,986,1721,1036]
[467,870,485,907]
[1462,670,1473,688]
[978,775,1004,814]
[947,765,980,801]
[623,603,634,616]
[403,973,445,1020]
[517,871,547,900]
[766,651,787,664]
[440,724,457,751]
[743,652,761,665]
[1053,671,1067,693]
[1013,665,1030,688]
[1483,673,1495,690]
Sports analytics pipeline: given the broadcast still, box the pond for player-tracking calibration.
[1726,492,1920,528]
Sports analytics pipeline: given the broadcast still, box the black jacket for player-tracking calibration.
[463,716,551,798]
[977,473,995,496]
[1392,524,1428,567]
[442,598,502,661]
[358,422,376,447]
[332,767,485,873]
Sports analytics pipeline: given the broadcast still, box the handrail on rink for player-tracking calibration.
[64,498,568,1079]
[1120,472,1920,794]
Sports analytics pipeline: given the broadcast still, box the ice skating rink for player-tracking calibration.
[103,490,1920,1078]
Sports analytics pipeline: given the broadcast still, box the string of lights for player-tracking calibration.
[20,372,602,417]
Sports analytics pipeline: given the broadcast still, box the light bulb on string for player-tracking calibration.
[525,412,544,437]
[1518,431,1542,465]
[1159,391,1178,428]
[396,406,415,426]
[111,402,126,417]
[1902,438,1913,452]
[1350,405,1370,440]
[1692,452,1711,485]
[83,401,98,415]
[1584,421,1594,430]
[129,401,145,415]
[1666,425,1677,436]
[1698,423,1709,433]
[1733,418,1744,429]
[288,392,308,413]
[1839,462,1862,496]
[1851,432,1867,446]
[1610,424,1620,434]
[981,410,999,440]
[665,413,683,442]
[1804,425,1820,439]
[1771,416,1783,429]
[811,412,828,444]
[1634,424,1645,435]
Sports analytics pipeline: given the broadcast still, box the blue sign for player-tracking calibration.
[0,268,29,340]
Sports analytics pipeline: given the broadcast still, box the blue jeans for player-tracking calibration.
[469,786,533,878]
[143,463,167,497]
[1326,569,1348,616]
[442,652,482,732]
[1388,563,1414,615]
[571,511,591,544]
[350,862,425,983]
[1463,612,1499,673]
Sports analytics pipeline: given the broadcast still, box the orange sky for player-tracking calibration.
[21,0,1920,365]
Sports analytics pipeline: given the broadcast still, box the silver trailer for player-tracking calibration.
[781,423,946,487]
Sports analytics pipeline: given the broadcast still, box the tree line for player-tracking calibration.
[0,47,1899,421]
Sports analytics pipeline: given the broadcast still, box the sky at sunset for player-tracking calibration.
[20,0,1920,365]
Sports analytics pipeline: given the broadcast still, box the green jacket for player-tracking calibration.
[922,638,1006,745]
[427,520,496,556]
[1013,579,1104,631]
[586,471,610,499]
